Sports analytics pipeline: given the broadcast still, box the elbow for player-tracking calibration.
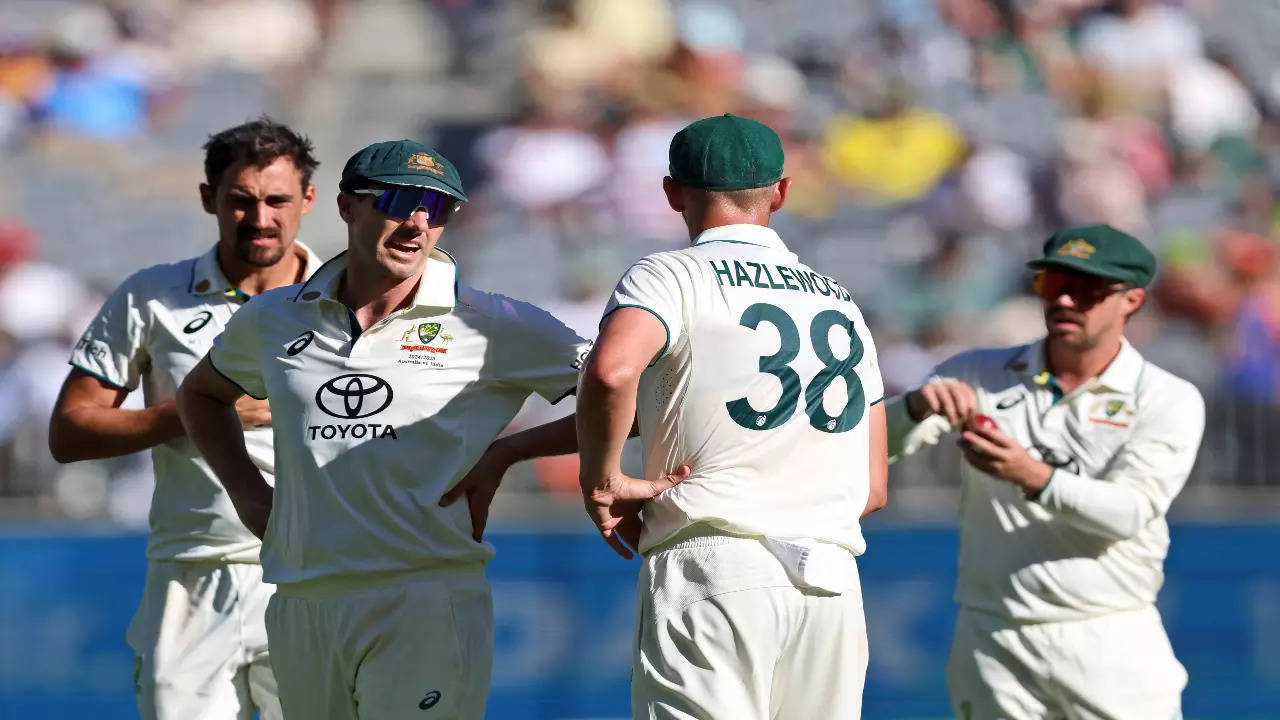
[47,416,81,464]
[865,486,888,515]
[582,358,643,394]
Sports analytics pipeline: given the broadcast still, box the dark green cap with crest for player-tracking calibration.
[339,139,467,201]
[1027,224,1156,288]
[668,114,785,191]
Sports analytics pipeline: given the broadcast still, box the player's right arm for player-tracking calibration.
[48,370,185,462]
[49,371,270,462]
[885,356,977,462]
[178,357,272,538]
[864,401,888,516]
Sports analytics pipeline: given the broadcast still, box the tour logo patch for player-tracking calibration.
[286,331,314,356]
[183,311,213,334]
[316,374,393,419]
[400,323,450,355]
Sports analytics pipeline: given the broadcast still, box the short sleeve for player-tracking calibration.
[489,295,593,404]
[603,256,685,362]
[852,306,884,405]
[70,275,147,390]
[207,299,268,399]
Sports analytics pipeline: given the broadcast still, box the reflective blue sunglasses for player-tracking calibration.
[353,186,462,224]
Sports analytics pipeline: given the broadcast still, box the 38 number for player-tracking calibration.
[725,303,866,434]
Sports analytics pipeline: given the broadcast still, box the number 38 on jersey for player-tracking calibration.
[726,302,867,434]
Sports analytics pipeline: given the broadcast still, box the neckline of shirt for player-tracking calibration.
[1008,337,1145,396]
[189,240,322,297]
[691,224,788,252]
[291,248,459,310]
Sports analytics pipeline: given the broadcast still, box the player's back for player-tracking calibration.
[613,225,883,556]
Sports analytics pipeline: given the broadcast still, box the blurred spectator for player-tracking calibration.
[475,104,610,214]
[32,4,170,141]
[0,222,98,499]
[170,0,320,76]
[822,84,967,204]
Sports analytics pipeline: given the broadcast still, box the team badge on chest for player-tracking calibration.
[398,322,452,367]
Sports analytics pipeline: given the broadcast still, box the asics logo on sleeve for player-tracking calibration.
[286,331,314,356]
[418,690,441,710]
[183,311,213,334]
[996,393,1026,410]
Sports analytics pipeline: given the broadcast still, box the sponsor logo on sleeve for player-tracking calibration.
[75,335,109,362]
[285,330,314,356]
[418,690,441,710]
[183,310,214,334]
[995,392,1026,410]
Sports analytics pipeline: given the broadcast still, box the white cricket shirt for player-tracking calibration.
[70,242,322,562]
[208,249,590,586]
[887,339,1205,622]
[605,224,884,557]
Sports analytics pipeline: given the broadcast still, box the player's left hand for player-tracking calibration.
[582,466,692,559]
[959,425,1053,496]
[439,441,514,542]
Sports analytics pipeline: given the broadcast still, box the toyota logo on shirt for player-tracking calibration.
[315,374,393,419]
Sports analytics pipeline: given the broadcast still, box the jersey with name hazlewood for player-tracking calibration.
[887,339,1204,622]
[69,242,322,563]
[605,224,884,556]
[208,249,590,586]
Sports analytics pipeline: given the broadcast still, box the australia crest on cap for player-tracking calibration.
[406,152,445,176]
[1056,239,1096,259]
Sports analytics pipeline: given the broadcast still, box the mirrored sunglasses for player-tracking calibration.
[353,187,462,224]
[1033,270,1129,304]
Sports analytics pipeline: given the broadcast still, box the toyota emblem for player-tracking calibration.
[315,374,393,419]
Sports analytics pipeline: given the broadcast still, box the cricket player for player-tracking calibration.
[176,139,592,720]
[578,114,889,719]
[887,225,1202,719]
[48,118,322,719]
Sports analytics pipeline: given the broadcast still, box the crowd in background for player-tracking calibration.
[1,0,1278,523]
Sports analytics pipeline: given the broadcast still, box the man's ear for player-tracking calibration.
[300,184,317,215]
[770,177,792,213]
[199,183,216,215]
[1122,287,1147,319]
[662,176,685,213]
[336,192,355,223]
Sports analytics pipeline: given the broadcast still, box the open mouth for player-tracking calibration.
[385,236,422,257]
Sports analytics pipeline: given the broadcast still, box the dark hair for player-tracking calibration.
[202,116,319,190]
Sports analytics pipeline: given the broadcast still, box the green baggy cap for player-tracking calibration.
[669,114,785,191]
[339,139,467,201]
[1027,224,1156,287]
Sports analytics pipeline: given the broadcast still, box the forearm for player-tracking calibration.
[49,400,185,462]
[495,413,579,465]
[1035,471,1158,541]
[177,387,272,535]
[576,374,639,489]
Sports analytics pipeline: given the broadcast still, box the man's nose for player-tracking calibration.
[405,207,431,232]
[251,202,273,227]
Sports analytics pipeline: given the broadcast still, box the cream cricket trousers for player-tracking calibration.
[265,566,493,720]
[632,532,868,720]
[126,559,281,720]
[946,605,1187,720]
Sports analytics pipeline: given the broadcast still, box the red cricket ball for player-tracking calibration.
[968,414,999,433]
